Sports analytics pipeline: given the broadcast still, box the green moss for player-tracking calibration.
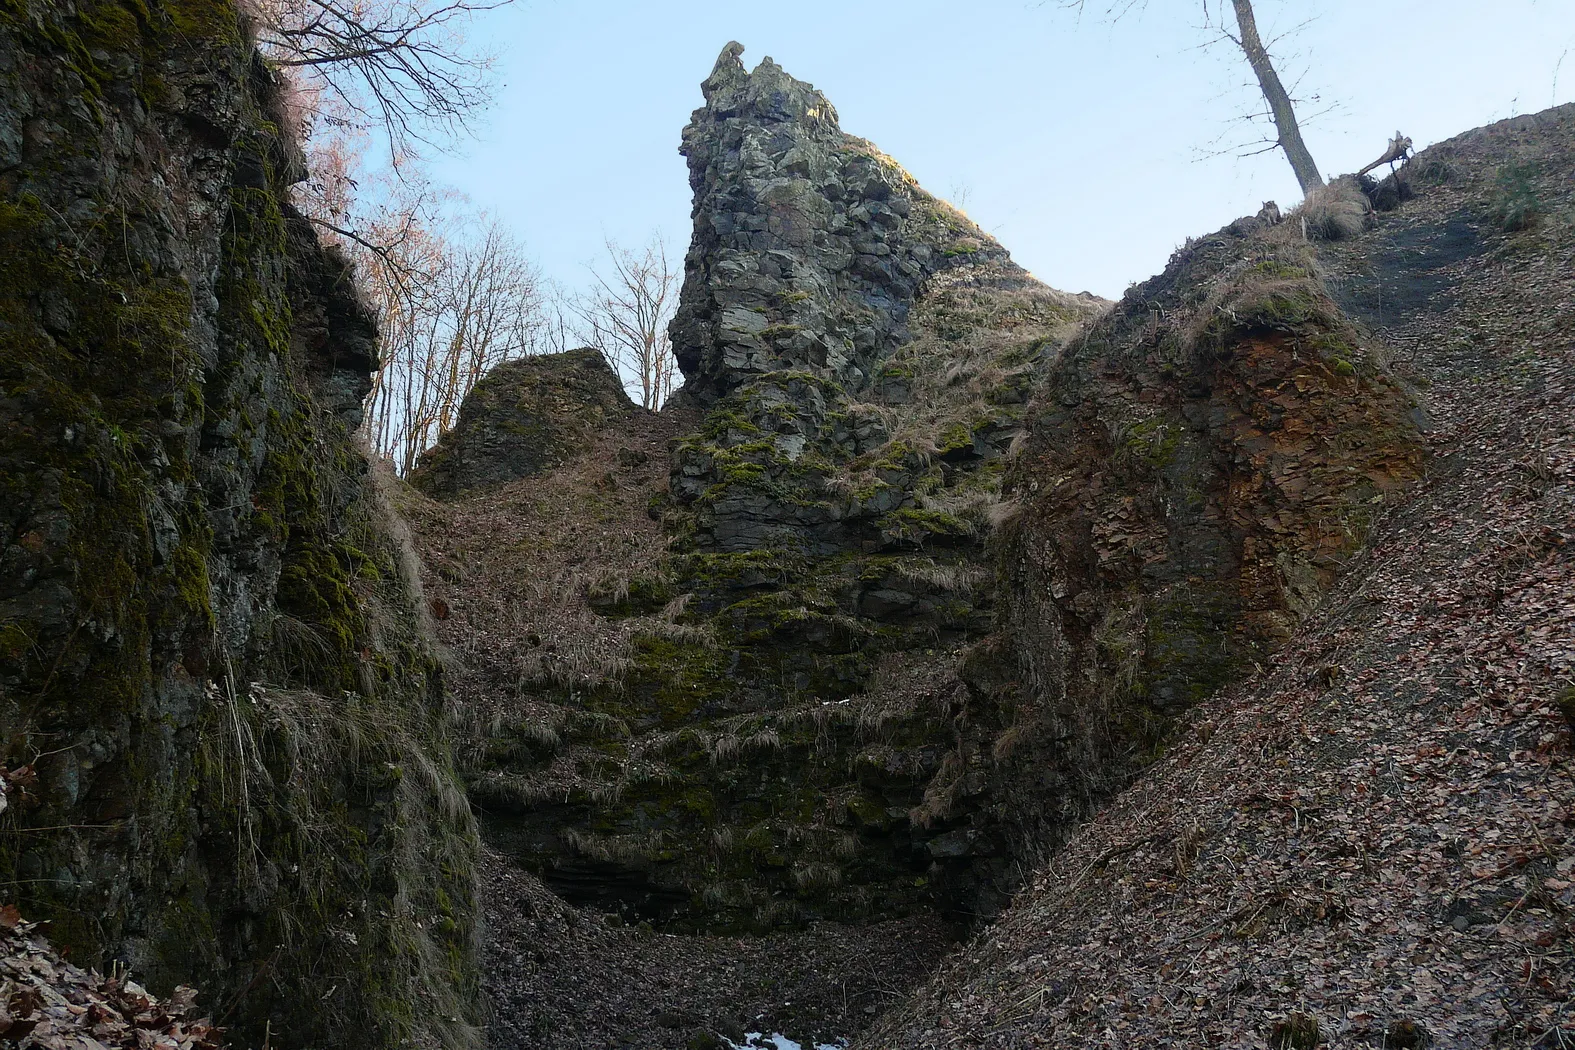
[624,635,734,726]
[700,406,764,440]
[937,421,973,455]
[1122,416,1182,470]
[0,14,481,1045]
[1249,259,1311,280]
[166,0,242,41]
[884,507,973,542]
[1143,584,1242,708]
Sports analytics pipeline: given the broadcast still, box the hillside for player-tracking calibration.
[863,105,1575,1050]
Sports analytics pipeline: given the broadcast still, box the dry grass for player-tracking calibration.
[879,268,1095,444]
[564,828,668,867]
[397,404,700,759]
[1295,176,1374,241]
[825,265,1103,532]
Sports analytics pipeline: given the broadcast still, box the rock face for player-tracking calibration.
[463,44,1105,931]
[863,107,1573,1050]
[433,44,1422,946]
[0,3,479,1047]
[981,218,1426,849]
[410,348,640,498]
[671,42,1017,402]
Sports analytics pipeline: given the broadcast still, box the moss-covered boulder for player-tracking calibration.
[0,2,479,1046]
[409,348,639,498]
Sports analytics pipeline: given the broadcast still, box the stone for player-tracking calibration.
[410,348,638,498]
[0,8,479,1047]
[670,43,1016,402]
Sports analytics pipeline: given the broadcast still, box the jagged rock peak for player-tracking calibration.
[696,40,839,127]
[671,42,1026,401]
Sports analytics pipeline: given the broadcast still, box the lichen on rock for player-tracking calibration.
[985,217,1426,844]
[443,43,1105,932]
[671,42,1019,401]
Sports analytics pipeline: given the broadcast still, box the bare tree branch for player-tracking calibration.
[248,0,514,156]
[1052,0,1326,193]
[566,238,680,411]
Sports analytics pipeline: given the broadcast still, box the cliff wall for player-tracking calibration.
[0,2,479,1046]
[424,45,1103,930]
[433,45,1425,940]
[979,215,1426,850]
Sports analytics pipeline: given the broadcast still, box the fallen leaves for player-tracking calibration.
[859,108,1575,1050]
[0,912,222,1050]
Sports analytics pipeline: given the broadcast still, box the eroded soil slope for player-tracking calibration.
[863,106,1575,1050]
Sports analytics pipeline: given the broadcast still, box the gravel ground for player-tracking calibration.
[480,849,954,1049]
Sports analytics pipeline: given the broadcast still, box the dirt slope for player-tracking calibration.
[861,105,1575,1049]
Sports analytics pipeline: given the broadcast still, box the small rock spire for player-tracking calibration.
[702,41,746,103]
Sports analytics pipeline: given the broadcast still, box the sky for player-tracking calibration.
[427,0,1575,302]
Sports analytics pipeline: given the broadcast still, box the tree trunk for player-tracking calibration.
[1230,0,1324,194]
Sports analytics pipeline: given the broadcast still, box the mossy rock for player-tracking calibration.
[409,349,639,498]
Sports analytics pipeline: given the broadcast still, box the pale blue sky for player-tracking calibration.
[430,0,1575,300]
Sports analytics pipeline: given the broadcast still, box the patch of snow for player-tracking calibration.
[725,1034,848,1050]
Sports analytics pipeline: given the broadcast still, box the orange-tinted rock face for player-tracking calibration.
[996,229,1424,799]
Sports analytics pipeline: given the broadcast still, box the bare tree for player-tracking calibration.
[1220,0,1322,193]
[1058,0,1325,193]
[350,205,548,472]
[247,0,514,155]
[570,239,680,411]
[254,0,543,472]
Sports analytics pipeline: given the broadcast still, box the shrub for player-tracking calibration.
[1489,162,1542,232]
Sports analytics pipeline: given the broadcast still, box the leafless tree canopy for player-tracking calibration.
[261,0,680,468]
[1055,0,1325,193]
[348,206,550,473]
[568,239,680,411]
[248,0,512,153]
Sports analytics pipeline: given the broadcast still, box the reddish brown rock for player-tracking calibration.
[995,225,1425,799]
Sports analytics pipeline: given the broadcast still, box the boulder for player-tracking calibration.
[410,348,639,498]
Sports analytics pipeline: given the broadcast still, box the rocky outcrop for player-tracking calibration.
[0,3,478,1047]
[864,107,1574,1050]
[411,348,640,498]
[671,41,1018,402]
[438,44,1422,947]
[453,45,1103,932]
[979,214,1426,852]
